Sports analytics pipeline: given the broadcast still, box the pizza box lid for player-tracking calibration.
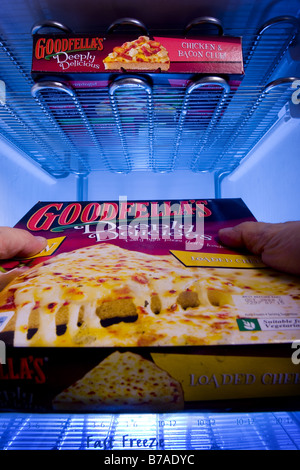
[0,198,299,349]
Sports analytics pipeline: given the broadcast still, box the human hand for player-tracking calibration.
[0,227,47,291]
[0,227,47,260]
[218,221,300,276]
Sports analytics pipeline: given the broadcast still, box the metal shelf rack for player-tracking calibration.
[0,15,299,198]
[0,410,300,450]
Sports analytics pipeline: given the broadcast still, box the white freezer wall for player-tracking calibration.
[0,135,215,227]
[86,171,215,204]
[0,112,299,227]
[221,111,300,224]
[0,138,77,227]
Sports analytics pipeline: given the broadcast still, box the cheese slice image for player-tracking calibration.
[52,351,184,412]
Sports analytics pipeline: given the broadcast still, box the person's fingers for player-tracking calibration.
[219,221,300,275]
[218,221,275,254]
[0,227,47,259]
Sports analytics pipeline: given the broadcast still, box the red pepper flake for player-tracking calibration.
[47,302,57,310]
[212,321,228,330]
[0,295,16,310]
[135,37,145,45]
[131,273,148,284]
[218,312,229,319]
[168,304,177,312]
[141,45,153,57]
[138,306,147,315]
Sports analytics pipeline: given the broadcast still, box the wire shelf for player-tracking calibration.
[0,411,299,450]
[0,16,299,179]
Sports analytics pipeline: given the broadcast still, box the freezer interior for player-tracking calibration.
[0,0,300,450]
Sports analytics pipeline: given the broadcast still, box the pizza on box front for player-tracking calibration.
[0,242,299,348]
[52,350,184,411]
[103,36,170,71]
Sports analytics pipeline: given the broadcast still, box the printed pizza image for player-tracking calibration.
[0,243,299,347]
[53,351,184,411]
[103,36,170,71]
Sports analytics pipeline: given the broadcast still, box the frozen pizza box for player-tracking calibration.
[31,33,244,81]
[0,198,299,412]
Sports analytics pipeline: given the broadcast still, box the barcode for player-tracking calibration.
[243,296,285,306]
[233,294,296,315]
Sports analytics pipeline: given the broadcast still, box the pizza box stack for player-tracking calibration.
[31,31,244,88]
[0,198,299,413]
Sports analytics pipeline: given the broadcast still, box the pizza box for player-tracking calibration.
[31,32,244,84]
[0,198,299,413]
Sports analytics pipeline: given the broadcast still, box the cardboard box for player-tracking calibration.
[31,33,244,80]
[0,198,299,412]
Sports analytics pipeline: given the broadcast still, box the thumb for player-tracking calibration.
[218,221,273,255]
[0,227,47,259]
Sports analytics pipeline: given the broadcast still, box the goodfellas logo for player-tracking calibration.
[34,36,104,60]
[0,356,46,384]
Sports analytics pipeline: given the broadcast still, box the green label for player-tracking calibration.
[236,318,261,331]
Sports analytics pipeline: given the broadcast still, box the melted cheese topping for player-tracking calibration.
[53,351,184,411]
[0,243,299,347]
[103,36,170,65]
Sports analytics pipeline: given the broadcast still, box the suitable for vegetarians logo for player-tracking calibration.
[236,318,261,331]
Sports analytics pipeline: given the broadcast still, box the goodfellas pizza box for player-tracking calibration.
[31,33,244,80]
[0,198,299,412]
